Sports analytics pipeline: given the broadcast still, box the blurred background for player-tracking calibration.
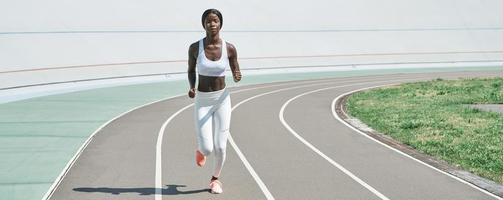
[1,0,503,93]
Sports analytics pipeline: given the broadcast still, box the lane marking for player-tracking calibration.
[44,79,326,200]
[332,85,503,200]
[42,93,187,200]
[278,81,399,200]
[225,80,368,199]
[43,74,411,200]
[155,103,194,198]
[155,79,338,200]
[156,76,410,200]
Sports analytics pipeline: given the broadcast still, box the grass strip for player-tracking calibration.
[347,77,503,184]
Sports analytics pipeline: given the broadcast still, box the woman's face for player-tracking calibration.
[204,13,221,35]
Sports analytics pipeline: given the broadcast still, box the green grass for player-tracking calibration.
[347,77,503,184]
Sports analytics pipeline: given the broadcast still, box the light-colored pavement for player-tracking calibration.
[469,104,503,114]
[49,70,503,200]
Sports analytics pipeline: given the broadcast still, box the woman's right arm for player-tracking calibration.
[187,42,198,98]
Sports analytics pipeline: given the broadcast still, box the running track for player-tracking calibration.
[49,71,503,200]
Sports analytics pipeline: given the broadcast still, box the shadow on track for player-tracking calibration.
[73,184,209,195]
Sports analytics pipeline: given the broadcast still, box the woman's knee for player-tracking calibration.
[214,147,226,159]
[199,145,213,156]
[214,131,229,153]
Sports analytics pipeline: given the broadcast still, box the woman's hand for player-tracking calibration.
[188,88,196,98]
[233,71,242,82]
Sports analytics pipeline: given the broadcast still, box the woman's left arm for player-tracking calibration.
[227,42,241,82]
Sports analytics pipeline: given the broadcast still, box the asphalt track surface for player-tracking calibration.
[50,71,503,200]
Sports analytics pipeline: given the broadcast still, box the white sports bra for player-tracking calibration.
[196,38,229,77]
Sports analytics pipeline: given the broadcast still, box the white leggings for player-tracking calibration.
[194,88,231,177]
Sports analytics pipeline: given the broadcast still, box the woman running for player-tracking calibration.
[187,8,242,194]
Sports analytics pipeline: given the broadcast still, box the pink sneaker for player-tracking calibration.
[209,180,223,194]
[196,150,206,167]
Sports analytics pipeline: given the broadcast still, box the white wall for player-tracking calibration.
[1,0,503,89]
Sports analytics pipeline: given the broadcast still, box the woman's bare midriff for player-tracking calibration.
[198,75,226,92]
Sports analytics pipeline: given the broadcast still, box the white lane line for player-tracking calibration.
[332,85,503,200]
[156,78,387,199]
[226,80,352,199]
[41,77,400,200]
[43,93,186,200]
[43,76,390,200]
[279,81,398,200]
[226,79,401,199]
[155,103,194,199]
[229,99,277,200]
[155,80,337,200]
[44,78,335,199]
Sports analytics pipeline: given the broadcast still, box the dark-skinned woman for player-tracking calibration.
[187,8,241,194]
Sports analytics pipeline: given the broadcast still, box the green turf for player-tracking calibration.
[347,77,503,184]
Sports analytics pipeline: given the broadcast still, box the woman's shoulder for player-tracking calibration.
[189,40,200,49]
[225,41,236,52]
[224,40,235,48]
[189,40,201,53]
[225,41,237,58]
[188,40,201,58]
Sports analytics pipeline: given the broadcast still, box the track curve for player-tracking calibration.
[49,70,503,200]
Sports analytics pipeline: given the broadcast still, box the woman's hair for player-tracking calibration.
[201,8,223,29]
